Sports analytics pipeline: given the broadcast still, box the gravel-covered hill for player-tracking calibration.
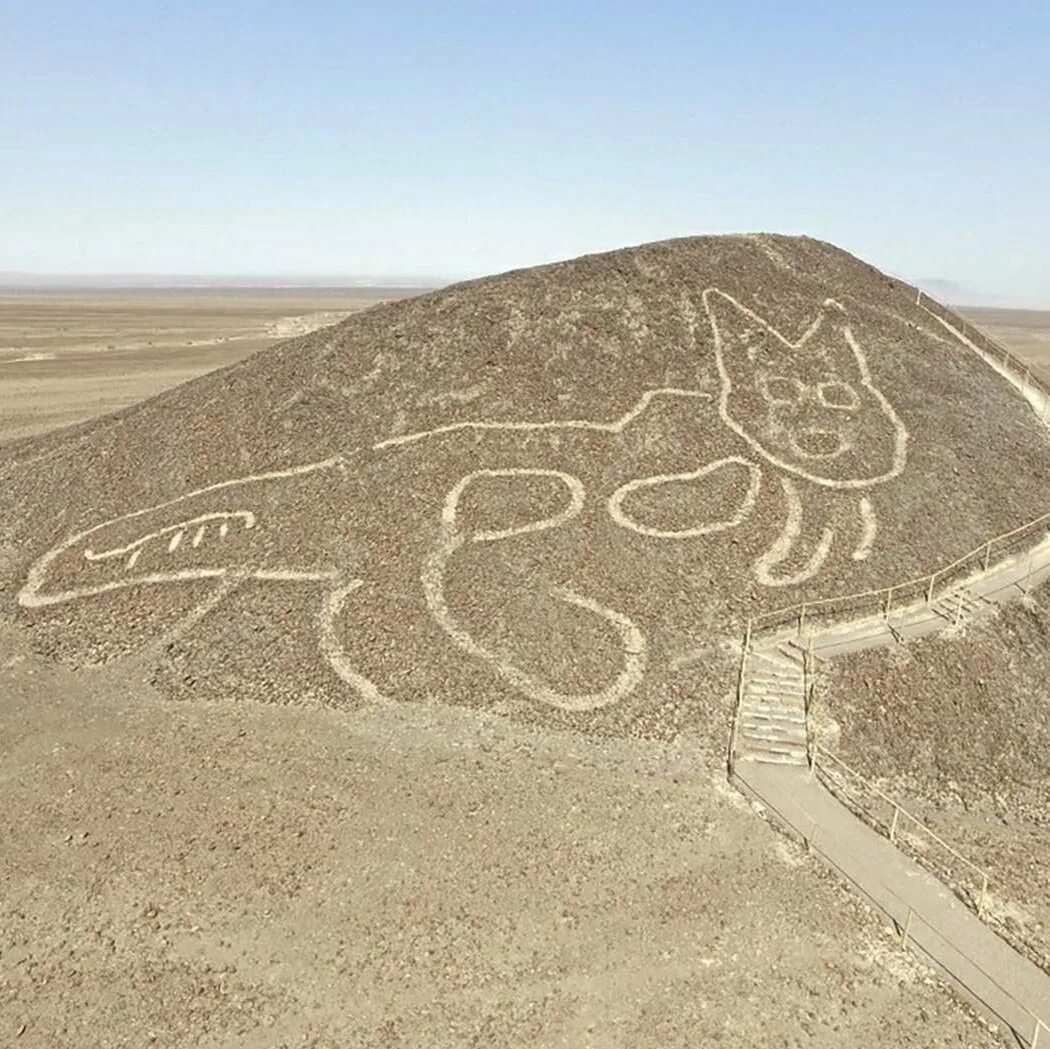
[3,234,1049,744]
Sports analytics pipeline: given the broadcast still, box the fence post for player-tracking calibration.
[1025,549,1035,594]
[900,906,914,948]
[926,572,936,604]
[983,541,993,571]
[889,804,901,843]
[1033,1013,1042,1049]
[915,288,922,306]
[978,873,988,918]
[798,604,806,637]
[883,587,893,619]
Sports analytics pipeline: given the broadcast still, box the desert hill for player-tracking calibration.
[2,234,1049,748]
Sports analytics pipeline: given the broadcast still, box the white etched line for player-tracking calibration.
[441,467,585,541]
[168,530,183,553]
[318,580,391,704]
[19,458,342,609]
[373,389,711,450]
[853,497,878,561]
[126,549,141,571]
[755,477,834,587]
[219,522,229,538]
[608,457,761,539]
[192,526,206,548]
[704,287,909,490]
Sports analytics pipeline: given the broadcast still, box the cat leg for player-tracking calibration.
[423,467,647,711]
[852,496,878,561]
[318,578,392,704]
[754,477,834,587]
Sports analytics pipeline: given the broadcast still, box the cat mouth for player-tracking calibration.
[788,428,848,460]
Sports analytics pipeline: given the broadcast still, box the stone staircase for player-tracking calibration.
[734,641,809,766]
[929,585,989,627]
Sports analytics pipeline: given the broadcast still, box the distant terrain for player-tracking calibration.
[0,287,422,442]
[958,306,1050,384]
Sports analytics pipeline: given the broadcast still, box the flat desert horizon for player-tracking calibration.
[0,286,424,442]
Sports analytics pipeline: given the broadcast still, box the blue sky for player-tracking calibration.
[2,1,1048,300]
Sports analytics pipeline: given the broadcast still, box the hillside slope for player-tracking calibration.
[3,234,1048,745]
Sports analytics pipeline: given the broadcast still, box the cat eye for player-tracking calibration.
[758,375,804,405]
[816,380,860,411]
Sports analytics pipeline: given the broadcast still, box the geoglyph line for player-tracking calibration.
[422,467,648,711]
[608,457,762,539]
[754,477,835,587]
[704,288,909,490]
[372,388,712,450]
[853,497,878,562]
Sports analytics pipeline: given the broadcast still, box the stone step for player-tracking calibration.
[748,669,803,684]
[775,643,806,666]
[746,684,803,700]
[738,739,808,765]
[742,724,807,744]
[749,752,809,766]
[747,676,802,693]
[742,696,803,713]
[751,648,800,671]
[932,591,986,616]
[742,709,806,725]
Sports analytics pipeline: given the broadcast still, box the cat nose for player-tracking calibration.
[789,427,847,459]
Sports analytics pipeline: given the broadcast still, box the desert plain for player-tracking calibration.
[1,276,1047,1047]
[0,287,415,442]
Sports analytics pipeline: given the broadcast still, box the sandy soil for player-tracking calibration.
[0,288,420,442]
[0,620,999,1048]
[958,307,1050,385]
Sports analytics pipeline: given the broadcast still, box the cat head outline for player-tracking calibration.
[703,289,908,489]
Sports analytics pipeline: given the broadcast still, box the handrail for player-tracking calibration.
[750,776,1050,1047]
[813,743,990,904]
[919,289,1050,399]
[727,301,1050,1042]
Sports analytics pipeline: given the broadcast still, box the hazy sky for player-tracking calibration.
[2,2,1048,300]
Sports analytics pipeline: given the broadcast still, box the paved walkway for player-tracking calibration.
[737,763,1050,1044]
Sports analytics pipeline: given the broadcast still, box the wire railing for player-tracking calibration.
[814,744,992,915]
[813,742,1050,984]
[751,774,1050,1048]
[917,288,1050,402]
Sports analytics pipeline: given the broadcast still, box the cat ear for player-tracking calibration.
[808,298,864,373]
[703,289,778,363]
[814,298,849,338]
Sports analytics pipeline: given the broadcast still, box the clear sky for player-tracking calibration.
[2,1,1048,300]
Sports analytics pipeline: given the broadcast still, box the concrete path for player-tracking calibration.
[737,762,1050,1045]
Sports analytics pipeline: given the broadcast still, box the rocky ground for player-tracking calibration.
[0,619,1004,1048]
